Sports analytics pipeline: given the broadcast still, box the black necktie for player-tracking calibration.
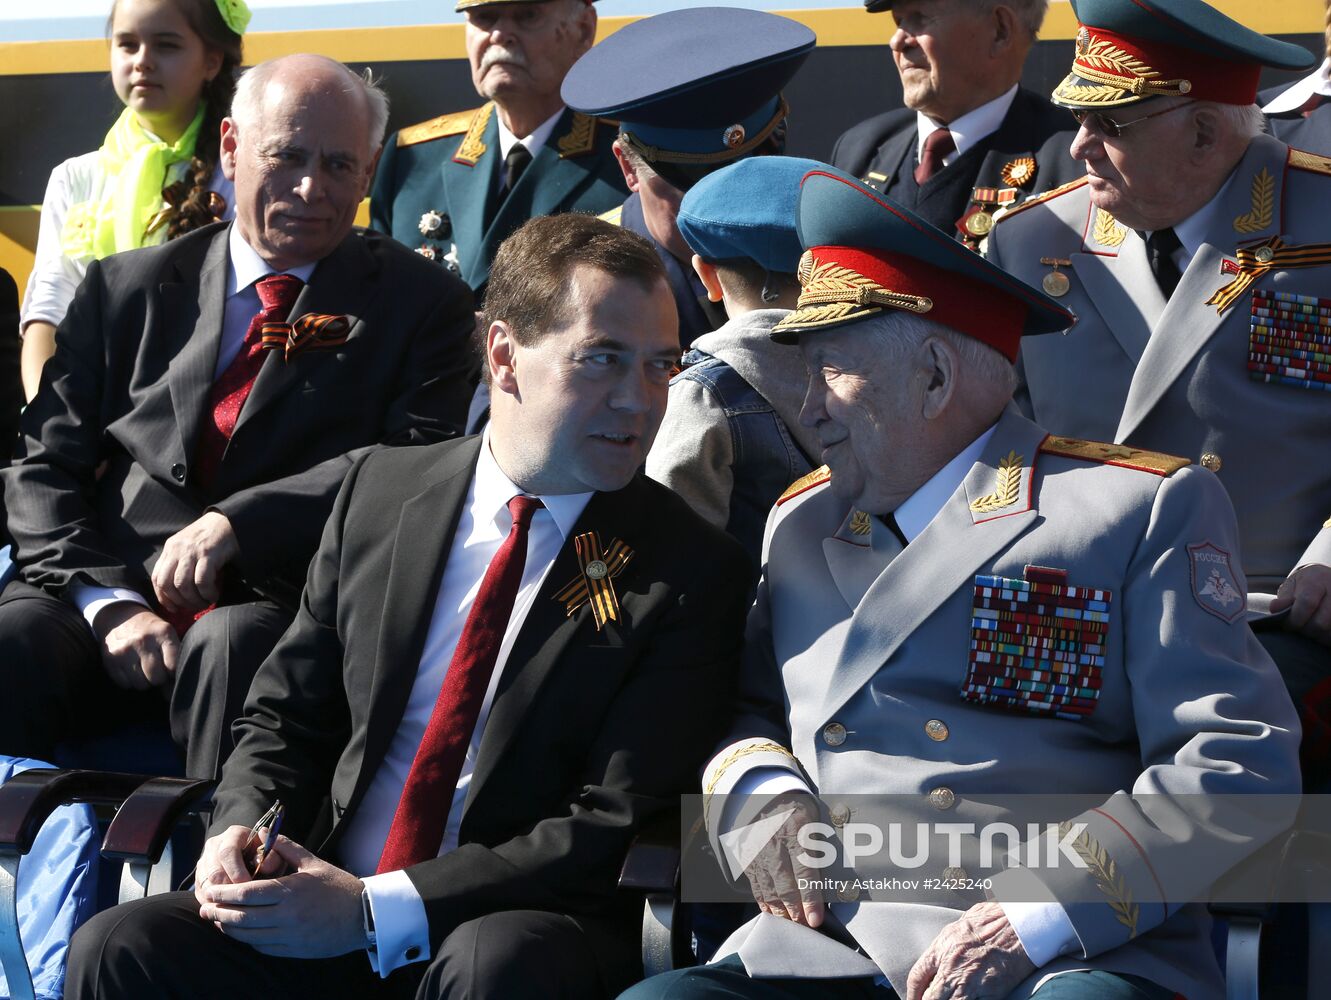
[503,142,533,192]
[1146,228,1184,300]
[881,513,908,548]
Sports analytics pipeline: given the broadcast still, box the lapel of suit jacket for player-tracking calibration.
[447,106,500,287]
[165,227,229,463]
[232,232,379,437]
[873,125,918,189]
[1116,136,1286,441]
[818,410,1045,723]
[463,479,647,816]
[353,438,483,806]
[822,507,902,611]
[1071,228,1163,367]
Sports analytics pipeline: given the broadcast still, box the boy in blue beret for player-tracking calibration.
[645,156,824,573]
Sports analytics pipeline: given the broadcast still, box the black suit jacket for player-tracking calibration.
[1260,81,1331,154]
[209,437,749,953]
[0,268,19,463]
[830,87,1078,238]
[2,223,476,609]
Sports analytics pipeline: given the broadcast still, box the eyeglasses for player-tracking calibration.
[1070,102,1191,139]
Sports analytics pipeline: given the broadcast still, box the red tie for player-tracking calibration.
[377,495,544,874]
[192,273,303,491]
[915,128,956,185]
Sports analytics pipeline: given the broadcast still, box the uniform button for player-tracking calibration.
[1200,452,1222,473]
[929,787,956,810]
[924,719,949,741]
[829,803,851,827]
[823,722,847,747]
[405,946,421,961]
[943,866,968,882]
[171,463,186,482]
[837,882,860,902]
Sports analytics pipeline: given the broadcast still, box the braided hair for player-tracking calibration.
[109,0,243,238]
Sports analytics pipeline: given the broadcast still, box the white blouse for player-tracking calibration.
[21,151,234,330]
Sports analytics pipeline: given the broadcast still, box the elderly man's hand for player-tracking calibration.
[194,825,288,906]
[1271,564,1331,645]
[199,836,366,958]
[151,511,239,614]
[739,793,825,928]
[93,602,180,690]
[906,901,1035,1000]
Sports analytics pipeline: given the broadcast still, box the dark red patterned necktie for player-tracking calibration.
[192,273,303,491]
[915,128,956,185]
[376,495,544,874]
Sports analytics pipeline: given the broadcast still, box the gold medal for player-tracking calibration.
[965,210,994,237]
[1040,257,1072,298]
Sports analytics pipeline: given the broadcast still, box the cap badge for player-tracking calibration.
[554,532,635,631]
[723,124,747,149]
[1076,26,1090,54]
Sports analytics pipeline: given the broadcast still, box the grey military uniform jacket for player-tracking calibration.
[702,408,1300,999]
[985,134,1331,593]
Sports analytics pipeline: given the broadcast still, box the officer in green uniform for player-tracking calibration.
[561,7,815,349]
[369,0,626,294]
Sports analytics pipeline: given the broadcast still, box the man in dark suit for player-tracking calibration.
[369,0,626,295]
[0,55,476,778]
[66,213,750,999]
[831,0,1076,249]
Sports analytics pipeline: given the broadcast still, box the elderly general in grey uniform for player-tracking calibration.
[984,0,1331,732]
[621,168,1300,1000]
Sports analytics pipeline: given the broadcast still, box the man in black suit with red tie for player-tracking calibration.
[67,212,751,999]
[0,55,476,778]
[830,0,1076,249]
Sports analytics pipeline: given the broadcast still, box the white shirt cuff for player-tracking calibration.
[720,768,812,833]
[999,900,1079,967]
[362,869,432,977]
[69,583,151,632]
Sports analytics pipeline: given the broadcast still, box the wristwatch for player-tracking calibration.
[361,887,377,955]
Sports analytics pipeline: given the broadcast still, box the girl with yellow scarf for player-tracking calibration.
[19,0,247,401]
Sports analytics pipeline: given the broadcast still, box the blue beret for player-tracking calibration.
[676,157,825,274]
[562,7,814,165]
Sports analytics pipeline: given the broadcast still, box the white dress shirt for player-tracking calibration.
[723,422,1080,968]
[916,85,1019,169]
[22,154,233,331]
[495,106,563,179]
[349,434,592,975]
[69,223,316,630]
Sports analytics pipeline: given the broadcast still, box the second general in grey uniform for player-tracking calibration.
[984,0,1331,716]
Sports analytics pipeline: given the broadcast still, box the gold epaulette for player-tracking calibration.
[1288,147,1331,177]
[1040,436,1190,477]
[598,204,624,226]
[993,177,1089,226]
[396,107,484,147]
[777,465,831,505]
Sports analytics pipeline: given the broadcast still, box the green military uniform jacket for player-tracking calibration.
[985,134,1331,593]
[703,407,1299,999]
[369,103,627,291]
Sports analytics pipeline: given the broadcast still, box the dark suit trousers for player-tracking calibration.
[0,580,289,777]
[68,891,640,1000]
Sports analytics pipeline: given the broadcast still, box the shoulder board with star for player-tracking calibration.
[777,465,831,505]
[1288,147,1331,178]
[396,107,484,148]
[1039,436,1190,477]
[993,177,1089,226]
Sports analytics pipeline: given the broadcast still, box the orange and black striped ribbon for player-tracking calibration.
[1207,237,1331,313]
[553,532,634,630]
[260,313,352,361]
